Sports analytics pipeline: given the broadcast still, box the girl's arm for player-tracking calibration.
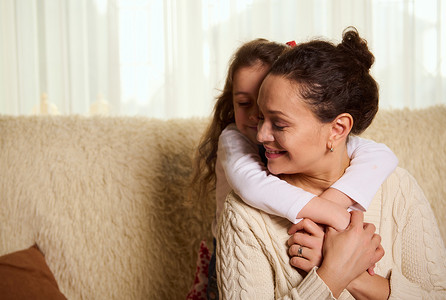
[330,136,398,211]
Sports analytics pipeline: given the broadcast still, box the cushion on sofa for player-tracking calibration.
[0,244,66,300]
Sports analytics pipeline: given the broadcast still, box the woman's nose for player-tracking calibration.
[257,121,273,143]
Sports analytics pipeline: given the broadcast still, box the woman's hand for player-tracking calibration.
[287,219,325,272]
[347,271,390,300]
[316,210,384,298]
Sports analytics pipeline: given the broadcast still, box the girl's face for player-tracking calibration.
[232,63,270,144]
[257,74,331,176]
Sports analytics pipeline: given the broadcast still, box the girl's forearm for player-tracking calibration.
[297,196,350,230]
[320,187,355,209]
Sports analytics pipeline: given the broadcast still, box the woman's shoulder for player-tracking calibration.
[385,167,426,199]
[222,191,265,221]
[389,166,417,180]
[381,167,432,220]
[221,191,290,234]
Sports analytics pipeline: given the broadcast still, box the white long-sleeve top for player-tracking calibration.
[212,123,398,237]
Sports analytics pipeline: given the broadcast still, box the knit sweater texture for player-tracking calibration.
[216,168,446,299]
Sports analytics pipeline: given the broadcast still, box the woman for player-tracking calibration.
[216,28,446,299]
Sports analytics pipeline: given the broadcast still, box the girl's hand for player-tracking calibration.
[316,211,384,297]
[287,219,325,272]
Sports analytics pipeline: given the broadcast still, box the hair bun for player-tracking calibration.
[339,27,374,71]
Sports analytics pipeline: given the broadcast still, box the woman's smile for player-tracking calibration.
[264,146,287,159]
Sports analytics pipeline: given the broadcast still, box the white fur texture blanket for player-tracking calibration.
[0,106,444,299]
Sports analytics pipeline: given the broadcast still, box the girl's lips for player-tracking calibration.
[264,147,286,159]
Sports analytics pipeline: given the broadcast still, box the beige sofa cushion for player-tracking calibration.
[0,116,213,299]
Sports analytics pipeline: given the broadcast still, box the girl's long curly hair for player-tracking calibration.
[189,39,287,203]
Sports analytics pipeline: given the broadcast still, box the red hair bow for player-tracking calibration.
[286,41,296,47]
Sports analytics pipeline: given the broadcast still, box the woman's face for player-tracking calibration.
[232,63,270,144]
[257,74,331,176]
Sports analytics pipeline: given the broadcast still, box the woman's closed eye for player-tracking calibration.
[272,123,287,131]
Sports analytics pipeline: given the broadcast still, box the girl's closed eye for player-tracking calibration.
[238,101,251,107]
[235,97,253,107]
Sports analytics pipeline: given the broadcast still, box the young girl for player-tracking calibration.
[190,38,398,299]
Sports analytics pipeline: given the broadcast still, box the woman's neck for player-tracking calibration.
[280,148,351,195]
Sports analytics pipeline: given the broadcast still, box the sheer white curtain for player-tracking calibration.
[0,0,120,115]
[1,0,445,117]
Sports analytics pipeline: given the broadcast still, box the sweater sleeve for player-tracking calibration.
[331,136,398,211]
[218,124,315,223]
[216,193,349,300]
[386,172,446,299]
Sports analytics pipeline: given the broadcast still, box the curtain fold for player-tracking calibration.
[0,0,445,117]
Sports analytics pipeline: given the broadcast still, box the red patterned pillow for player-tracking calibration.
[186,240,211,300]
[0,244,66,300]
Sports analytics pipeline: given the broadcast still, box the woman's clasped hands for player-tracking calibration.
[287,211,384,297]
[287,218,325,272]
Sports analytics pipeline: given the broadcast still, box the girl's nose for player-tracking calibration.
[249,114,259,122]
[257,121,274,143]
[249,106,259,122]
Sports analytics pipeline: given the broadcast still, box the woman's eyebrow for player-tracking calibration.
[265,109,288,118]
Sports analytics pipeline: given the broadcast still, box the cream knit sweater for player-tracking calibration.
[216,168,446,299]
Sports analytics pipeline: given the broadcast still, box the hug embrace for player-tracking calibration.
[192,27,446,299]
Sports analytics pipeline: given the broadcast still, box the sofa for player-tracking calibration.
[0,106,445,299]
